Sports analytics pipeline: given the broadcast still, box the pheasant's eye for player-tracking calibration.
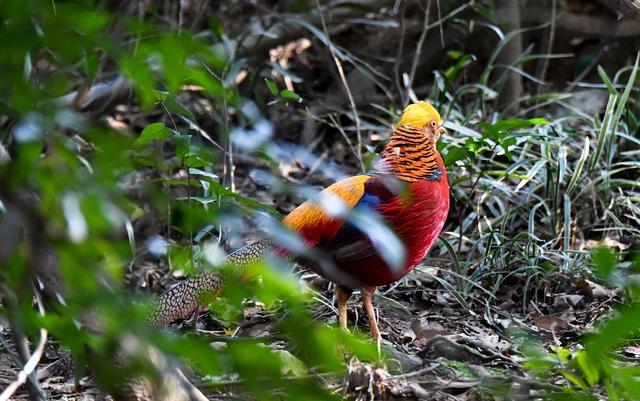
[430,120,437,128]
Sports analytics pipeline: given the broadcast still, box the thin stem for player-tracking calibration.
[394,0,407,105]
[0,289,47,401]
[409,0,433,91]
[314,0,365,172]
[540,0,557,85]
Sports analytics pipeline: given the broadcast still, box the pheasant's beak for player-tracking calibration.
[434,125,446,142]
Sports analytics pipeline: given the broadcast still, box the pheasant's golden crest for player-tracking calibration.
[396,101,442,129]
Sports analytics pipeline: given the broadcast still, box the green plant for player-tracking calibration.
[0,1,377,399]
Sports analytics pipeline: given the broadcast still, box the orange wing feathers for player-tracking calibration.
[283,175,371,245]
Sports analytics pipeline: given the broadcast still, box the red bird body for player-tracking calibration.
[285,166,449,288]
[282,101,450,340]
[355,168,449,286]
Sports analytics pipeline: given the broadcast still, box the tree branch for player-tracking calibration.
[595,0,640,18]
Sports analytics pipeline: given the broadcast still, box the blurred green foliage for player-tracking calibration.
[1,0,640,400]
[519,249,640,400]
[0,0,376,398]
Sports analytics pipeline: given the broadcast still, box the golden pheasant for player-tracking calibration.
[149,101,450,342]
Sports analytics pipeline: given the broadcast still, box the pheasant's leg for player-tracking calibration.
[336,286,353,330]
[361,286,380,348]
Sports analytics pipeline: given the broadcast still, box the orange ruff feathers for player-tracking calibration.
[283,175,371,246]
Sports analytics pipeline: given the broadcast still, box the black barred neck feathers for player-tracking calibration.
[375,125,442,183]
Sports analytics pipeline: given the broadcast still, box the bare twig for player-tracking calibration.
[425,1,473,32]
[536,0,557,96]
[435,0,444,48]
[525,6,640,37]
[242,0,391,58]
[409,0,433,91]
[0,290,48,401]
[595,0,640,17]
[394,0,407,105]
[328,114,360,162]
[386,365,439,380]
[314,0,365,172]
[495,0,523,114]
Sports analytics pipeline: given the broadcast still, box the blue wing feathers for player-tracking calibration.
[355,177,397,212]
[323,177,398,248]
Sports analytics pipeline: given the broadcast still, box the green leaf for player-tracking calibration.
[597,65,617,96]
[587,302,640,359]
[499,136,516,161]
[280,89,301,102]
[575,351,600,387]
[265,78,279,96]
[563,194,571,269]
[275,350,307,376]
[184,144,215,168]
[553,346,572,364]
[208,16,225,39]
[172,134,192,161]
[164,95,197,123]
[480,118,547,141]
[447,50,463,59]
[605,379,621,401]
[591,247,617,278]
[566,137,591,196]
[444,54,474,85]
[561,370,589,391]
[443,145,470,167]
[590,53,639,173]
[120,56,156,109]
[136,122,172,145]
[465,137,488,155]
[589,94,617,172]
[188,168,219,181]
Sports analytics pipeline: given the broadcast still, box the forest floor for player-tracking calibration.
[0,160,624,400]
[1,1,639,400]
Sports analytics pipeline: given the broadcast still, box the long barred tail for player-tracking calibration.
[147,239,276,327]
[226,239,276,268]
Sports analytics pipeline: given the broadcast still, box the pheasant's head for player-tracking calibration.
[396,101,446,144]
[376,101,447,182]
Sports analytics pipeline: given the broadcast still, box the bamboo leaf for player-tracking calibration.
[567,137,590,197]
[597,65,617,96]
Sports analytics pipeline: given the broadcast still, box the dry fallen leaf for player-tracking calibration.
[581,237,629,251]
[411,318,447,340]
[534,315,571,332]
[402,328,417,344]
[576,279,611,300]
